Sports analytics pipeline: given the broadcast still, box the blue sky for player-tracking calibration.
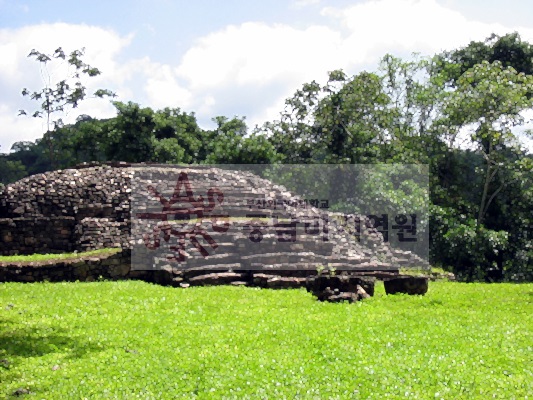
[1,0,533,153]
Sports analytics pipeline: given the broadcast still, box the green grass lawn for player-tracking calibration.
[0,248,121,264]
[0,281,532,399]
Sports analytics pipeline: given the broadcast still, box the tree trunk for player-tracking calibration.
[477,140,492,229]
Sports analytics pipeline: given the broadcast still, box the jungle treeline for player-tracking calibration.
[1,33,532,281]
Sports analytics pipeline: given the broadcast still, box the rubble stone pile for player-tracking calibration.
[0,163,428,281]
[130,166,427,273]
[0,164,131,255]
[306,273,375,303]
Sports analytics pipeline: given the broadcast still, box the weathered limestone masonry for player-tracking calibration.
[0,162,429,295]
[0,249,132,283]
[130,166,423,273]
[0,162,131,255]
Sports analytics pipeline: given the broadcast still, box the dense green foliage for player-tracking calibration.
[1,281,532,398]
[2,32,532,280]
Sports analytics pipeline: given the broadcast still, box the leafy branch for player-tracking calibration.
[18,47,116,168]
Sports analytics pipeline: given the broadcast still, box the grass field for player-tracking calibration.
[1,281,532,399]
[0,248,121,264]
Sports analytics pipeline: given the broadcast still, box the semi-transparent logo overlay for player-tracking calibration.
[131,165,429,271]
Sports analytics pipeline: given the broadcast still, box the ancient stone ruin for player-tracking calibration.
[0,163,131,255]
[0,163,430,300]
[383,276,429,295]
[306,272,375,303]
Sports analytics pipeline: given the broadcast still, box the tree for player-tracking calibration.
[374,52,533,279]
[6,140,50,177]
[435,32,533,87]
[261,42,533,279]
[104,102,155,163]
[444,61,533,227]
[205,116,279,164]
[0,146,27,185]
[18,47,115,169]
[266,69,394,164]
[152,107,206,163]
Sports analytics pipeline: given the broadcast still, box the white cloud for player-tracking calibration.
[174,21,344,128]
[2,1,533,153]
[322,0,531,66]
[127,58,192,110]
[0,23,134,150]
[171,0,533,131]
[0,103,41,150]
[176,22,343,89]
[0,22,200,151]
[0,22,131,84]
[0,42,19,80]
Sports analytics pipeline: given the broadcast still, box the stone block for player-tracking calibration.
[384,276,428,295]
[188,272,245,286]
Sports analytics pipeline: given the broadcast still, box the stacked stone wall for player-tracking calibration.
[0,217,76,255]
[0,163,427,273]
[74,218,129,252]
[0,249,132,283]
[0,165,131,255]
[0,249,378,294]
